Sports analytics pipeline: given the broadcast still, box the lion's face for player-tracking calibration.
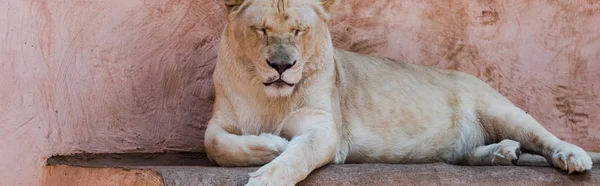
[222,0,337,97]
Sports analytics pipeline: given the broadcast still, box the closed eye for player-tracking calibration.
[294,27,308,36]
[251,26,267,35]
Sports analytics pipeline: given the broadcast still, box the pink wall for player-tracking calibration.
[1,0,598,185]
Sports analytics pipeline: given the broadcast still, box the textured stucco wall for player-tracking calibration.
[1,0,599,185]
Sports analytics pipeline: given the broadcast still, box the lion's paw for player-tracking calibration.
[245,175,278,186]
[550,142,593,174]
[258,133,288,154]
[243,133,288,164]
[228,133,289,166]
[492,139,522,165]
[245,164,293,186]
[244,176,271,186]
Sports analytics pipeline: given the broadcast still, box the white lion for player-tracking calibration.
[204,0,593,185]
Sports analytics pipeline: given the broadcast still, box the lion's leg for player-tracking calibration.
[245,109,338,186]
[463,139,522,166]
[204,121,289,167]
[478,101,592,173]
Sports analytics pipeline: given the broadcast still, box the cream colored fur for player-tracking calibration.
[204,0,593,185]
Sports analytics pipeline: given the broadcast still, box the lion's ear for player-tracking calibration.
[320,0,340,12]
[222,0,245,12]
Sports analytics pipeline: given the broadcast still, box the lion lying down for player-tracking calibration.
[204,0,593,185]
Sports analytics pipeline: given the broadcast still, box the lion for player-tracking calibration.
[204,0,593,185]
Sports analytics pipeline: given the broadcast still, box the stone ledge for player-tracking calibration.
[42,165,163,186]
[46,152,600,186]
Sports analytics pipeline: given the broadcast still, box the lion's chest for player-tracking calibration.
[230,96,290,136]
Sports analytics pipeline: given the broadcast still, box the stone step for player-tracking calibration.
[44,152,600,186]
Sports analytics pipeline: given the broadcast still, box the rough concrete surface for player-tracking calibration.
[1,0,599,185]
[155,164,600,186]
[45,153,600,186]
[42,165,163,186]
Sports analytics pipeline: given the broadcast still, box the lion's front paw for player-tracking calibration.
[243,133,289,164]
[245,164,293,186]
[492,139,522,165]
[258,133,288,154]
[221,133,289,166]
[550,142,593,173]
[245,175,278,186]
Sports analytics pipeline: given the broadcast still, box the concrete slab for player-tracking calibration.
[42,165,163,186]
[46,152,600,186]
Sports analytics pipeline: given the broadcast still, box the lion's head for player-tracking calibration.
[220,0,339,97]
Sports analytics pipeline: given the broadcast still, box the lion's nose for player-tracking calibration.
[267,59,296,74]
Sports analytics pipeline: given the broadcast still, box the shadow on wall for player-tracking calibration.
[0,0,599,185]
